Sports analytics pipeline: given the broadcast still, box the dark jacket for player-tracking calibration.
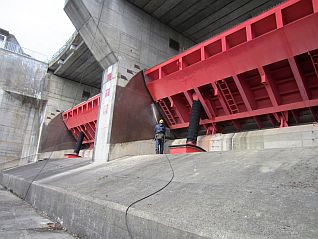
[154,123,166,135]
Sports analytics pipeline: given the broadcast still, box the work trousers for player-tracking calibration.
[155,139,164,154]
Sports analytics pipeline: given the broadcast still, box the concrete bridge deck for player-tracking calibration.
[1,148,318,238]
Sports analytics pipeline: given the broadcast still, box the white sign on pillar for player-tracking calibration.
[93,63,118,162]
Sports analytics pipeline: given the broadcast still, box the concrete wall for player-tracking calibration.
[0,47,100,169]
[231,124,318,151]
[0,89,44,169]
[46,123,318,160]
[64,0,194,85]
[171,124,318,152]
[0,48,47,169]
[0,49,47,97]
[104,124,318,160]
[42,73,100,125]
[109,139,154,160]
[38,148,93,160]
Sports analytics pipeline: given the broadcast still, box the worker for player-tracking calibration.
[154,119,166,154]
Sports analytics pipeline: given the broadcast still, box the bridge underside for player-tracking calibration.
[145,0,318,134]
[127,0,285,43]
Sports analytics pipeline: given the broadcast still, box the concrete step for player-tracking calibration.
[1,148,318,238]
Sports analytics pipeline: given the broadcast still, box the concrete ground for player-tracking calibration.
[0,185,76,239]
[1,148,318,238]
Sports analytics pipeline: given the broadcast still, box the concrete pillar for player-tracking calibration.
[93,63,118,162]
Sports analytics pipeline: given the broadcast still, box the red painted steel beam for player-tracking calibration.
[144,0,318,132]
[232,75,255,111]
[310,108,318,121]
[287,56,318,121]
[279,111,289,128]
[203,97,318,122]
[146,1,318,101]
[168,96,185,123]
[86,122,96,141]
[83,125,94,141]
[62,0,318,143]
[258,67,281,106]
[206,100,217,118]
[272,113,281,123]
[254,116,263,129]
[184,91,193,106]
[314,0,318,12]
[268,114,276,127]
[232,74,262,128]
[288,57,310,101]
[291,110,300,123]
[194,88,215,118]
[158,100,172,125]
[168,98,318,129]
[63,94,99,144]
[211,82,230,115]
[232,120,241,131]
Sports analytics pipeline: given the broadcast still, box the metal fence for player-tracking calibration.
[1,41,49,63]
[49,31,78,65]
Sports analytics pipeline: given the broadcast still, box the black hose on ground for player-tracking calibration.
[186,100,202,145]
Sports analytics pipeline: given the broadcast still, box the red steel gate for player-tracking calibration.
[145,0,318,133]
[63,0,318,144]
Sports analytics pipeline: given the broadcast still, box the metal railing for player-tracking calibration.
[1,31,80,65]
[5,41,23,54]
[1,41,49,63]
[49,31,78,65]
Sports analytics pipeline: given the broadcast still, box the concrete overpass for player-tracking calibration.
[49,32,103,88]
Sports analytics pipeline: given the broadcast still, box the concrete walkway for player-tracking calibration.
[0,185,76,239]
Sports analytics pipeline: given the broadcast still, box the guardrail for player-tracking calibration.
[49,31,78,65]
[1,41,49,63]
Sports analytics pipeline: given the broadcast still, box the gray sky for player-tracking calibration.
[0,0,75,59]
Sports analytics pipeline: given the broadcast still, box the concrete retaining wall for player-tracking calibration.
[105,124,318,160]
[0,47,100,169]
[109,139,155,160]
[0,49,47,169]
[170,124,318,152]
[231,124,318,150]
[42,73,100,126]
[37,148,93,160]
[39,124,318,162]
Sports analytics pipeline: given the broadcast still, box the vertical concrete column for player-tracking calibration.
[93,63,118,162]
